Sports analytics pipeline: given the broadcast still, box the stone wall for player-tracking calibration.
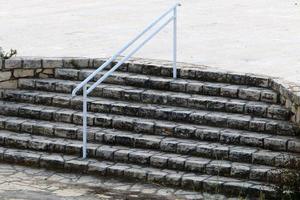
[270,78,300,125]
[0,57,94,89]
[0,57,62,88]
[1,56,300,125]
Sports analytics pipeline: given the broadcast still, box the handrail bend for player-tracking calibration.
[72,3,181,158]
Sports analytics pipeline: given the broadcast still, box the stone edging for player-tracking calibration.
[1,56,299,124]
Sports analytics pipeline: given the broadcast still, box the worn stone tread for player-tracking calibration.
[55,68,279,104]
[17,78,291,122]
[61,58,272,88]
[0,101,299,152]
[0,100,297,149]
[0,115,300,169]
[1,58,299,198]
[0,93,297,136]
[1,88,290,122]
[0,146,277,198]
[0,129,295,184]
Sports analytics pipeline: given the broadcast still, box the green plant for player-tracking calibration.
[0,46,17,59]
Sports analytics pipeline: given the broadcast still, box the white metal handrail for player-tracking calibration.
[72,3,181,159]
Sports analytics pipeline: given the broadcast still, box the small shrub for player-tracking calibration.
[274,169,300,200]
[0,46,17,59]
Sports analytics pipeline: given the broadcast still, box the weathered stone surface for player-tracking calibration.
[63,58,90,68]
[23,58,42,68]
[0,57,299,199]
[287,139,300,153]
[0,80,17,89]
[0,71,12,82]
[42,58,63,68]
[4,58,22,69]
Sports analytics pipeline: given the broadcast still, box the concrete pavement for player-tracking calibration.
[0,0,299,84]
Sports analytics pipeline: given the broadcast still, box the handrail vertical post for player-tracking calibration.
[82,84,87,159]
[73,3,181,159]
[173,6,177,79]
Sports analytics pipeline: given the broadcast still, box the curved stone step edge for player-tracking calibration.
[1,115,300,170]
[11,81,300,136]
[0,129,291,185]
[1,88,291,122]
[0,100,299,155]
[17,78,292,122]
[0,146,277,198]
[55,68,279,104]
[63,57,272,89]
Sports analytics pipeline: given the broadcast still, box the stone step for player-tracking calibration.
[2,90,300,152]
[0,146,276,198]
[3,87,298,136]
[0,129,293,184]
[14,79,299,135]
[1,115,300,169]
[64,57,272,88]
[0,100,299,152]
[17,78,291,121]
[1,88,290,122]
[0,101,299,152]
[55,68,279,104]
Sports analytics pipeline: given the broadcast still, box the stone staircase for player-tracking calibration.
[0,60,299,199]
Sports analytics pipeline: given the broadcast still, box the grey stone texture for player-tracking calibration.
[0,57,299,198]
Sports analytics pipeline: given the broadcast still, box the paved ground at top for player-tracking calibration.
[0,0,300,84]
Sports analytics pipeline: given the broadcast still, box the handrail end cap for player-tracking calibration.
[71,91,77,97]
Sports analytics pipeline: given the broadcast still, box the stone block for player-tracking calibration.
[4,58,22,69]
[170,80,187,92]
[202,83,221,96]
[230,163,251,178]
[287,139,300,153]
[220,85,239,98]
[96,146,117,160]
[88,161,111,176]
[206,160,232,176]
[40,154,64,169]
[186,82,203,93]
[18,78,35,89]
[0,71,12,82]
[168,156,186,170]
[23,58,42,68]
[177,142,197,154]
[124,168,148,180]
[194,127,220,141]
[114,149,131,162]
[238,87,261,101]
[181,173,209,190]
[43,58,63,68]
[0,80,17,89]
[128,151,153,165]
[225,100,245,113]
[147,170,167,184]
[229,147,257,163]
[261,90,278,103]
[106,164,130,177]
[135,135,161,149]
[63,58,90,68]
[264,137,288,151]
[150,154,169,168]
[64,158,89,172]
[185,158,210,173]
